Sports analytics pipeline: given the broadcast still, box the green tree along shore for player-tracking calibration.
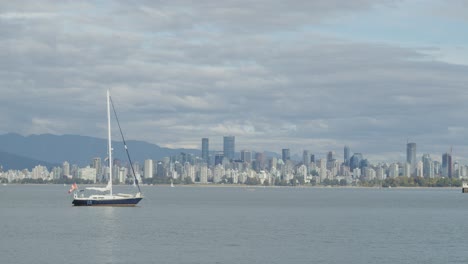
[0,175,462,188]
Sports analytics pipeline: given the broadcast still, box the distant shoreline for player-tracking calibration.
[1,183,462,190]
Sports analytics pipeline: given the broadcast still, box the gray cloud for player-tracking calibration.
[0,0,467,163]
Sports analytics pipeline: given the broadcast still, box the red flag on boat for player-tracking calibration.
[68,183,78,193]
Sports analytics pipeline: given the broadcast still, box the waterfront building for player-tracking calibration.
[144,159,153,178]
[404,163,411,177]
[62,161,70,177]
[297,164,307,179]
[353,168,361,178]
[92,157,102,179]
[376,166,385,180]
[270,157,278,171]
[433,161,441,176]
[416,161,424,177]
[388,163,399,178]
[318,159,327,181]
[118,167,127,183]
[185,162,195,182]
[406,143,417,176]
[223,136,235,160]
[213,164,225,183]
[32,165,49,180]
[199,164,208,183]
[52,167,62,180]
[79,166,97,183]
[422,154,434,178]
[202,138,209,164]
[363,167,376,180]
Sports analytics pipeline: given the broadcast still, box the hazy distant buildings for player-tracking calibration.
[62,161,70,177]
[241,150,252,163]
[214,153,224,166]
[406,143,417,176]
[144,159,153,178]
[223,136,235,160]
[350,153,363,170]
[282,149,290,162]
[92,157,102,179]
[254,152,265,172]
[202,138,209,164]
[344,146,350,166]
[422,154,434,178]
[389,163,399,178]
[302,150,310,166]
[79,166,97,183]
[310,154,315,163]
[442,152,452,178]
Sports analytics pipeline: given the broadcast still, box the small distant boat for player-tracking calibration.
[2,183,7,186]
[462,181,468,193]
[71,90,143,206]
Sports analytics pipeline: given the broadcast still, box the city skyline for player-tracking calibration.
[0,1,468,162]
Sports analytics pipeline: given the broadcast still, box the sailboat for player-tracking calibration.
[72,90,143,206]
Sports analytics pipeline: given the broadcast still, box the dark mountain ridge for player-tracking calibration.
[0,133,199,167]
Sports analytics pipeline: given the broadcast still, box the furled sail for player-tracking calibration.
[85,180,112,192]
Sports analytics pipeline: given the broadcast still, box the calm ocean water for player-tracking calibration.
[1,185,467,264]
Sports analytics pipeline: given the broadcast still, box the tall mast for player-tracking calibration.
[107,89,113,196]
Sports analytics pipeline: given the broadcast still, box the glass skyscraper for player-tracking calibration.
[442,152,452,178]
[282,148,290,162]
[202,138,209,164]
[406,143,417,176]
[344,145,350,166]
[223,136,235,160]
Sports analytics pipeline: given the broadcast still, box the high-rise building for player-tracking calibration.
[62,161,70,177]
[327,151,335,162]
[92,157,102,179]
[254,152,265,171]
[422,154,434,178]
[344,146,350,166]
[310,154,315,163]
[282,149,290,162]
[442,152,452,178]
[144,159,153,178]
[406,143,417,176]
[241,150,252,163]
[202,138,209,164]
[223,136,235,160]
[302,150,310,166]
[350,153,363,170]
[214,152,224,166]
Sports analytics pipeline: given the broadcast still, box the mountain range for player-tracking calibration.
[0,133,199,170]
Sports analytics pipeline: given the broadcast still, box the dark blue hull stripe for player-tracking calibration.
[72,197,142,206]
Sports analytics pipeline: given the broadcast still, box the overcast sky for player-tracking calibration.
[1,0,468,163]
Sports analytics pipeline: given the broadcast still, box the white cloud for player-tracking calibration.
[0,0,467,162]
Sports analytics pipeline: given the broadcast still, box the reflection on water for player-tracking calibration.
[1,185,468,264]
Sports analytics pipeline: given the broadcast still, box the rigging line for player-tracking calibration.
[109,96,142,194]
